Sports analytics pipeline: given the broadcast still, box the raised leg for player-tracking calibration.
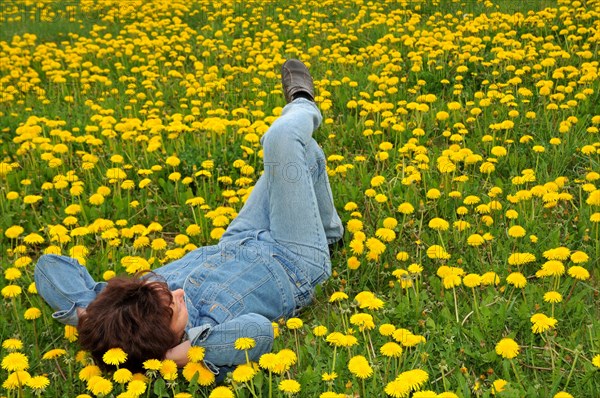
[221,101,342,247]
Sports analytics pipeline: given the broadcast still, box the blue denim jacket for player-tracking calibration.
[34,230,331,374]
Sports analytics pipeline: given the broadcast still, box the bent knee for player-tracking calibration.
[261,126,302,153]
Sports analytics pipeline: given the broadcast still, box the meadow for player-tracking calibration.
[1,0,599,396]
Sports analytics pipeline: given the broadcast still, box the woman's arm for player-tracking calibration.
[165,340,191,367]
[187,313,274,368]
[34,254,106,326]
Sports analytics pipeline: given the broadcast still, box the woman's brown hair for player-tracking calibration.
[78,275,180,372]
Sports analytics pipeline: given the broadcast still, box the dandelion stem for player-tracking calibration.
[11,298,22,337]
[331,345,337,373]
[510,359,525,390]
[32,321,39,358]
[440,363,449,391]
[361,378,366,398]
[452,287,459,323]
[564,280,578,304]
[268,370,273,398]
[564,348,580,389]
[294,330,301,369]
[54,358,67,380]
[437,230,446,250]
[471,288,480,321]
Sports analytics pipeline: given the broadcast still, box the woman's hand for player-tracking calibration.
[165,340,191,367]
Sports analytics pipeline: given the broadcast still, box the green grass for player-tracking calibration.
[1,0,599,397]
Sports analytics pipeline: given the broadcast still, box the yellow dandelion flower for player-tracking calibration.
[443,274,462,289]
[160,359,178,380]
[113,368,133,383]
[329,292,348,302]
[376,227,396,242]
[429,217,449,231]
[3,370,31,390]
[507,252,536,266]
[232,363,256,383]
[210,227,225,240]
[313,325,328,336]
[379,324,396,336]
[87,376,113,396]
[495,338,520,359]
[23,195,43,205]
[463,274,482,288]
[5,225,24,239]
[394,368,429,393]
[567,266,590,280]
[426,245,451,259]
[350,313,375,331]
[506,272,527,288]
[4,267,21,281]
[592,354,600,368]
[508,225,526,238]
[183,361,215,385]
[467,234,485,246]
[259,352,280,372]
[481,272,500,286]
[347,256,361,270]
[42,348,66,360]
[358,296,385,310]
[151,238,167,251]
[492,379,507,395]
[384,378,411,397]
[426,188,441,199]
[347,219,363,232]
[541,260,565,276]
[187,346,205,362]
[397,202,415,214]
[64,325,78,342]
[585,189,600,205]
[544,291,562,303]
[234,337,256,350]
[208,386,234,398]
[79,365,102,381]
[279,379,301,394]
[286,318,303,330]
[380,342,403,358]
[1,352,29,371]
[103,348,127,366]
[143,359,162,371]
[23,233,45,244]
[370,175,386,187]
[127,379,146,395]
[1,285,22,298]
[407,263,423,274]
[543,246,571,260]
[553,392,574,398]
[2,338,23,351]
[530,313,558,334]
[348,355,373,379]
[570,251,589,263]
[26,375,50,392]
[277,348,297,368]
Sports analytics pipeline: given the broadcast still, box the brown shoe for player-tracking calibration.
[281,59,314,103]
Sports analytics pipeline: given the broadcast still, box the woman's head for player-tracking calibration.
[78,275,181,372]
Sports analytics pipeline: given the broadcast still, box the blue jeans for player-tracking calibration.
[34,98,343,377]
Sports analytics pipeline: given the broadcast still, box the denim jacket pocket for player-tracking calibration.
[198,282,245,324]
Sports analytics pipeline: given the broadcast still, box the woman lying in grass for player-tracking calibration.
[34,59,343,379]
